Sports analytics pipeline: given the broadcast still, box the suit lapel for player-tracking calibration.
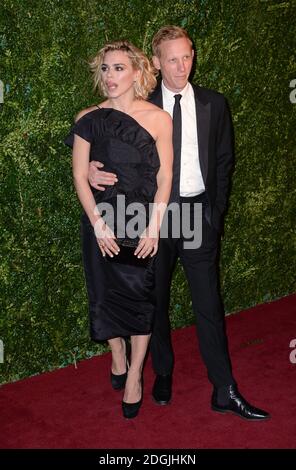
[193,85,210,185]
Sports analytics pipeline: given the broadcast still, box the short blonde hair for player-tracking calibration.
[89,40,157,99]
[152,25,193,57]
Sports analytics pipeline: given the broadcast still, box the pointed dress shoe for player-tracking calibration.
[211,384,270,420]
[110,338,131,391]
[152,374,172,405]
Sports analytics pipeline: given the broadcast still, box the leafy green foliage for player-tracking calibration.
[1,0,295,383]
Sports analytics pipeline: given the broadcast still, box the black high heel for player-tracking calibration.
[110,338,131,391]
[122,377,143,419]
[122,397,142,419]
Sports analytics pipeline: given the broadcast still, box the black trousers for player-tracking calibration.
[150,193,235,388]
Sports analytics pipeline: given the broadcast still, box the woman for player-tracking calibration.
[65,40,173,418]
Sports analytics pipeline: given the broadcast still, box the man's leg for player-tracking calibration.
[179,216,235,387]
[179,202,269,419]
[150,235,178,404]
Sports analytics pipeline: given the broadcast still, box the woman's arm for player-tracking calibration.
[72,135,99,227]
[135,111,173,258]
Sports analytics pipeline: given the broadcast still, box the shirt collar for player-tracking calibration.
[161,81,191,102]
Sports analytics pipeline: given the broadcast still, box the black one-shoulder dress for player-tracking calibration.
[65,108,160,341]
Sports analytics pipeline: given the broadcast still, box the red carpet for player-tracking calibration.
[0,294,295,449]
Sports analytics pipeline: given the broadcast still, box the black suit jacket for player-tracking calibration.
[148,82,234,233]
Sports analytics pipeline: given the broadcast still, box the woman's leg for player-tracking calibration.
[108,337,127,375]
[123,334,151,403]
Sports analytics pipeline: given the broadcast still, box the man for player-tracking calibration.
[88,26,269,420]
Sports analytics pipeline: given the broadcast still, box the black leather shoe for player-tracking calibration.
[152,374,172,405]
[110,338,131,391]
[211,384,270,420]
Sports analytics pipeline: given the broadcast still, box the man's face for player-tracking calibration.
[153,37,194,93]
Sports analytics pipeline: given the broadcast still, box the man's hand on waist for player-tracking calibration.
[88,160,118,191]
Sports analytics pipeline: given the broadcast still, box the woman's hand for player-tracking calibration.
[134,227,159,259]
[94,218,120,258]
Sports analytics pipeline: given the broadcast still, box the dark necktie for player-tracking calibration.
[171,94,182,202]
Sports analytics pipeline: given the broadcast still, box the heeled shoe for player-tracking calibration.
[110,338,131,391]
[122,377,143,419]
[122,396,143,419]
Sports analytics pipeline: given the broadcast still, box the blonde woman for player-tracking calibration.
[65,41,173,419]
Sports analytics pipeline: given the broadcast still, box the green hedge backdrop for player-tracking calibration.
[1,0,295,384]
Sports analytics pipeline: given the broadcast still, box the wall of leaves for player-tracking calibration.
[1,0,295,383]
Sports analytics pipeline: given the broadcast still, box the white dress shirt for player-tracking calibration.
[161,81,205,197]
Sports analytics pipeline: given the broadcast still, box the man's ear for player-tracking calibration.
[152,55,161,71]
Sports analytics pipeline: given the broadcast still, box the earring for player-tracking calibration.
[134,80,140,96]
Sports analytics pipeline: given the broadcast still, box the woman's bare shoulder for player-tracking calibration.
[156,108,172,122]
[148,103,171,122]
[139,102,171,124]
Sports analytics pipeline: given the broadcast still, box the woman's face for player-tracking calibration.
[101,50,139,99]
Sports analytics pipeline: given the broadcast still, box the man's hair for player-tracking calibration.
[152,25,193,57]
[89,40,157,99]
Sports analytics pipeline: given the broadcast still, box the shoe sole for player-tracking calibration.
[211,405,270,421]
[111,375,127,391]
[123,412,139,419]
[112,385,125,391]
[152,396,171,406]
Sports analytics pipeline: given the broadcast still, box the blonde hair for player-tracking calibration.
[152,25,193,57]
[89,40,157,99]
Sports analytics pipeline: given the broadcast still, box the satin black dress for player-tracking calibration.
[65,107,160,341]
